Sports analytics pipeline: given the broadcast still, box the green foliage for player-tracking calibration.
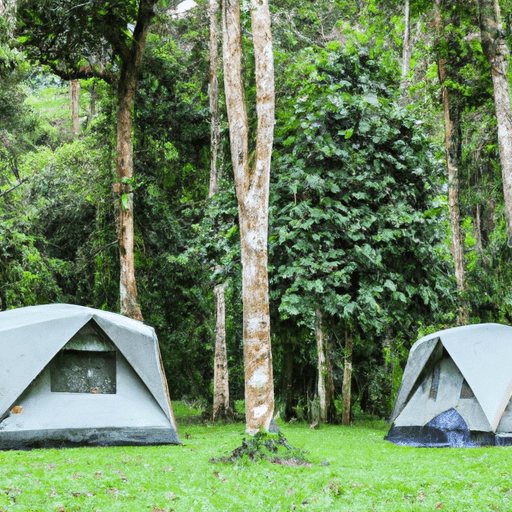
[272,44,453,332]
[16,0,146,80]
[270,41,455,419]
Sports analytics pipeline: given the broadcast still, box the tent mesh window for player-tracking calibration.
[50,322,117,394]
[460,379,475,399]
[429,363,441,400]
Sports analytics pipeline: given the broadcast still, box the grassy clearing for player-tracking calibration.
[24,78,92,140]
[1,405,512,511]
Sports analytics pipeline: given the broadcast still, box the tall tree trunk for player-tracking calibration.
[434,0,466,322]
[342,329,353,426]
[283,335,295,421]
[213,283,231,421]
[89,82,97,120]
[70,79,80,137]
[400,2,422,105]
[314,309,337,423]
[401,0,411,83]
[222,0,275,434]
[478,0,512,246]
[208,0,221,199]
[0,0,16,36]
[113,1,155,321]
[315,309,327,423]
[476,203,483,253]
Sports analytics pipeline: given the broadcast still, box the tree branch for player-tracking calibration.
[0,178,28,199]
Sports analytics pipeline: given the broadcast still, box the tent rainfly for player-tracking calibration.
[0,304,181,450]
[386,323,512,447]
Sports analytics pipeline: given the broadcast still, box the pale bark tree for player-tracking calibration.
[209,0,231,420]
[401,0,411,83]
[70,79,80,137]
[478,0,512,246]
[212,283,232,421]
[314,309,337,424]
[208,0,221,199]
[434,0,466,321]
[400,1,422,105]
[0,0,16,34]
[222,0,275,434]
[315,309,327,422]
[399,0,411,105]
[342,329,353,426]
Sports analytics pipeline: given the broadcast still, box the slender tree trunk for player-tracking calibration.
[314,309,336,423]
[89,82,97,120]
[113,1,155,321]
[0,0,16,36]
[208,0,221,198]
[324,336,336,422]
[283,335,295,421]
[342,329,353,426]
[315,309,327,423]
[222,0,275,434]
[115,80,142,320]
[478,0,512,246]
[401,0,411,83]
[476,203,483,252]
[213,283,231,421]
[434,0,466,321]
[70,79,80,137]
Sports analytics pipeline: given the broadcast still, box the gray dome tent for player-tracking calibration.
[0,304,181,449]
[386,323,512,447]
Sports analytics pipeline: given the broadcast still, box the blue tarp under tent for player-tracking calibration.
[0,304,181,450]
[386,323,512,447]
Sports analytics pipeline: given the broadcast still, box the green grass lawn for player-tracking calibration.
[1,409,511,511]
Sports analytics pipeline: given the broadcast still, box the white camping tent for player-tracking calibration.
[0,304,181,449]
[386,323,512,447]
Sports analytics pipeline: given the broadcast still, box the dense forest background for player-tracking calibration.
[2,0,512,423]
